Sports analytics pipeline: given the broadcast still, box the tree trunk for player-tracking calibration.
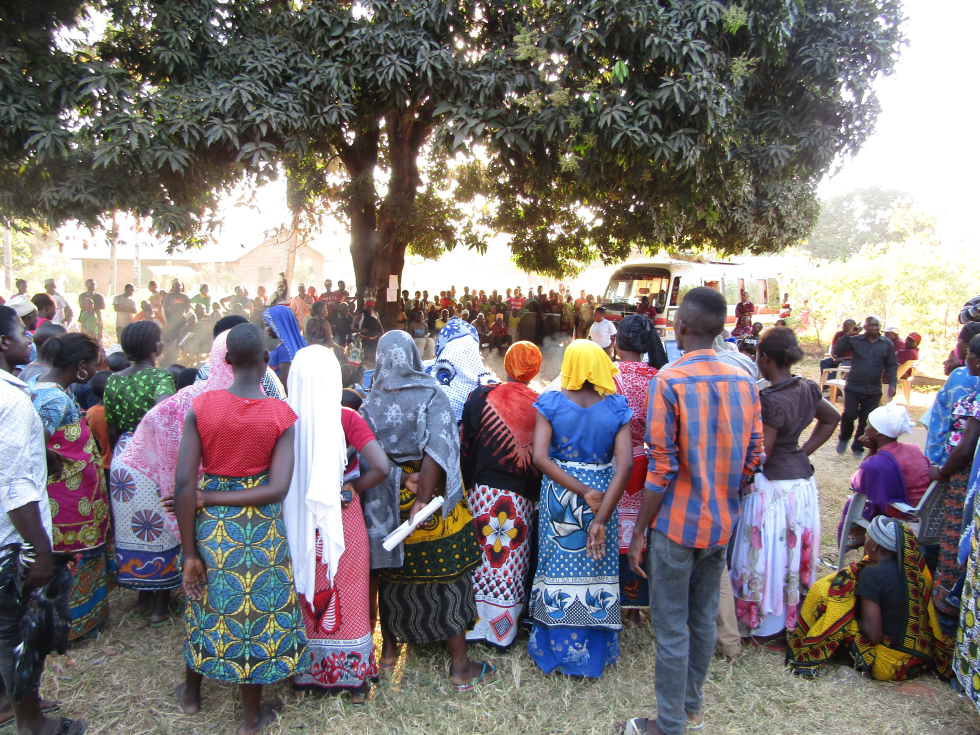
[284,221,299,294]
[343,107,432,331]
[133,216,142,290]
[108,211,119,297]
[2,228,11,293]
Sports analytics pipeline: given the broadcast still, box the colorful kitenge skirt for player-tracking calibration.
[68,545,112,640]
[379,463,481,645]
[788,524,952,681]
[44,414,112,639]
[183,471,309,684]
[465,483,533,649]
[730,473,821,636]
[933,470,970,622]
[527,460,620,678]
[956,498,980,705]
[295,502,378,691]
[108,432,181,590]
[617,448,649,609]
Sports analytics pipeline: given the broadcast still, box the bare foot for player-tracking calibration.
[0,699,58,726]
[176,683,201,715]
[238,701,282,735]
[350,682,370,705]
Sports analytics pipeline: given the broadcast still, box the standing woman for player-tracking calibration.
[730,327,839,641]
[929,333,980,631]
[174,323,308,733]
[27,333,112,640]
[612,314,666,624]
[361,331,492,690]
[285,345,390,703]
[264,304,308,388]
[528,340,633,678]
[461,341,543,649]
[104,321,176,624]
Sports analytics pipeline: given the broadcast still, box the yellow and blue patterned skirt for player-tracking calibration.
[183,471,309,684]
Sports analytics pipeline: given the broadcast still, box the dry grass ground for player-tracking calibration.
[36,345,980,735]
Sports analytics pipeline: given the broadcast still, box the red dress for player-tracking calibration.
[294,409,380,691]
[614,360,658,608]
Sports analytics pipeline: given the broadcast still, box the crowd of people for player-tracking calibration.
[3,271,980,735]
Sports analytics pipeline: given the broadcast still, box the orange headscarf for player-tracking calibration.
[504,341,543,383]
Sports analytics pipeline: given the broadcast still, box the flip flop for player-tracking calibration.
[687,712,705,730]
[56,718,87,735]
[452,661,496,691]
[623,717,648,735]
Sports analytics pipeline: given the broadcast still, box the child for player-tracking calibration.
[86,370,114,486]
[79,297,99,338]
[174,323,308,735]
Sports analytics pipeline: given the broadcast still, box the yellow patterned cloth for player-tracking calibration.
[380,462,481,583]
[559,339,619,396]
[788,523,952,680]
[183,471,309,684]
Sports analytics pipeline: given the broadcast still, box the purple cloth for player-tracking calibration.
[853,450,909,520]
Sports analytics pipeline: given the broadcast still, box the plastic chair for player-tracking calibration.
[837,480,940,569]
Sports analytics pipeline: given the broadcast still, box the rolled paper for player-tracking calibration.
[382,495,445,551]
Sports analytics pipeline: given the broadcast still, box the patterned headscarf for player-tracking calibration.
[504,341,542,383]
[616,313,669,369]
[429,316,495,422]
[120,331,236,539]
[560,339,619,396]
[361,331,462,569]
[263,304,308,361]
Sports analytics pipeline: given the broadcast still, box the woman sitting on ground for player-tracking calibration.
[788,516,952,681]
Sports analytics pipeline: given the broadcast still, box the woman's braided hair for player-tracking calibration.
[120,320,162,362]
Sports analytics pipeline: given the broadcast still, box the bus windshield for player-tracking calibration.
[602,274,670,309]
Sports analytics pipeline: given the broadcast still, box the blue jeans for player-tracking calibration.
[646,529,726,735]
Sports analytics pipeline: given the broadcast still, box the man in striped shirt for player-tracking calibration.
[626,287,763,735]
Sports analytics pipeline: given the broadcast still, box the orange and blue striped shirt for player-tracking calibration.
[644,350,763,548]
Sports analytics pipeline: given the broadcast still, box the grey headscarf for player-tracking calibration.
[867,515,898,553]
[360,330,463,569]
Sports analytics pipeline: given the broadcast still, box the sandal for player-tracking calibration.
[350,681,370,707]
[56,718,87,735]
[623,718,648,735]
[686,712,705,730]
[452,661,496,691]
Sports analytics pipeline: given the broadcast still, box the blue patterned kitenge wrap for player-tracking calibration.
[527,460,621,678]
[183,471,309,684]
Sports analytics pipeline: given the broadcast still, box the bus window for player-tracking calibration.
[723,279,741,306]
[603,279,631,303]
[603,275,670,309]
[746,280,764,306]
[704,280,721,293]
[667,275,702,324]
[767,278,781,309]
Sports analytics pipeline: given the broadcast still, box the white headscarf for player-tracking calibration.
[284,345,348,606]
[868,404,915,439]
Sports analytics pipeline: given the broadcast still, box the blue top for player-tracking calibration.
[27,376,80,434]
[269,343,290,370]
[534,390,631,464]
[924,366,980,464]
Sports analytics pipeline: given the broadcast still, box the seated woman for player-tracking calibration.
[731,315,752,338]
[789,516,952,681]
[839,405,932,550]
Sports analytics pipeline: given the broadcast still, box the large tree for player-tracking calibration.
[1,0,904,321]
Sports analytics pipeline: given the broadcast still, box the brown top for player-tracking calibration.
[759,376,822,481]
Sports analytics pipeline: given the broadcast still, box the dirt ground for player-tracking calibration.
[37,337,980,735]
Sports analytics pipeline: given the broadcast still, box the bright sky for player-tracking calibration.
[818,0,980,244]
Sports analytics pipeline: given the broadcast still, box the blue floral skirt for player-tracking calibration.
[183,471,309,684]
[527,461,620,678]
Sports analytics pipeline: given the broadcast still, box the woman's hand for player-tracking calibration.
[583,489,604,514]
[163,490,204,514]
[404,472,420,495]
[930,465,944,482]
[182,556,207,600]
[341,481,355,510]
[586,519,606,561]
[45,449,65,481]
[408,498,428,524]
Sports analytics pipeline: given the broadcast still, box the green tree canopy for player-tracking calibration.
[0,0,905,318]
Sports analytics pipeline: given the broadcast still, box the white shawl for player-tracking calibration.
[284,345,347,607]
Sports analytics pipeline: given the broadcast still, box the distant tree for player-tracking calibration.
[1,0,906,324]
[803,187,936,261]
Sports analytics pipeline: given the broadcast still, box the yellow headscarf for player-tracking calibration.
[559,339,620,396]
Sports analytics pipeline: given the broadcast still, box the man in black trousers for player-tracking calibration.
[833,315,897,456]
